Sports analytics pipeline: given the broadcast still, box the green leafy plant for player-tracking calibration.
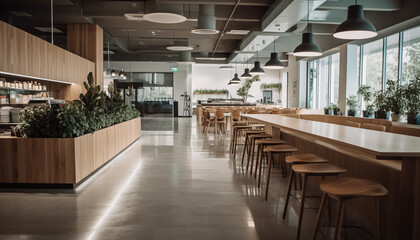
[18,72,139,138]
[357,85,374,116]
[373,89,388,112]
[385,79,405,115]
[193,89,229,95]
[402,75,420,122]
[346,95,359,116]
[260,83,282,91]
[330,103,340,115]
[237,75,260,100]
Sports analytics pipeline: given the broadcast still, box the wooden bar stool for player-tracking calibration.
[263,145,298,201]
[283,163,347,240]
[241,129,266,165]
[246,133,273,172]
[230,125,251,155]
[312,177,388,240]
[253,139,287,182]
[232,124,265,158]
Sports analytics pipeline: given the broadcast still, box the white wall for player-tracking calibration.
[191,63,286,105]
[283,55,307,108]
[105,61,192,116]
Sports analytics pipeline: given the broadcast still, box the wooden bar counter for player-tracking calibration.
[242,114,420,240]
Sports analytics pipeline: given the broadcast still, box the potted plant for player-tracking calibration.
[323,105,332,115]
[357,85,374,118]
[330,103,340,115]
[402,76,420,124]
[385,80,405,122]
[237,75,260,102]
[346,95,359,117]
[373,89,389,119]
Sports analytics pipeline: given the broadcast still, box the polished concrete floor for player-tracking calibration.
[0,117,371,240]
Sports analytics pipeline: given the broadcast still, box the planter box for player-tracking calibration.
[0,117,141,186]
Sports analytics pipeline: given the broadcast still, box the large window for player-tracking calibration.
[402,26,420,84]
[361,39,383,91]
[358,25,420,89]
[307,53,340,109]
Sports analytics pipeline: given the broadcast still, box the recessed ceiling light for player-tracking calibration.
[195,57,226,61]
[34,27,63,33]
[104,50,114,54]
[166,46,194,51]
[122,29,135,32]
[143,12,187,24]
[219,66,234,70]
[124,13,143,21]
[225,30,250,35]
[191,29,219,35]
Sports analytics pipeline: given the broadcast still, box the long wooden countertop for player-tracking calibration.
[242,114,420,158]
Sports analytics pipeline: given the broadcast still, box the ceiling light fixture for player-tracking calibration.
[333,1,377,40]
[241,58,252,78]
[264,36,284,69]
[293,0,322,57]
[250,44,265,75]
[219,66,234,70]
[191,5,219,34]
[119,69,125,78]
[231,63,241,83]
[143,12,186,24]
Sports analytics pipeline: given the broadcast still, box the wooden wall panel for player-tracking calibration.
[0,20,95,87]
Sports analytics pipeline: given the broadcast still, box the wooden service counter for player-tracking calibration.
[242,114,420,240]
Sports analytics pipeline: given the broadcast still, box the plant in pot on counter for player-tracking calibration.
[346,95,359,117]
[385,79,405,122]
[357,85,374,118]
[330,103,340,115]
[373,89,389,119]
[402,76,420,124]
[237,75,260,102]
[323,105,332,115]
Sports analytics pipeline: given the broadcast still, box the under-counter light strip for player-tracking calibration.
[0,71,73,85]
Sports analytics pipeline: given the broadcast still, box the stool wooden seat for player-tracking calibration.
[241,130,266,164]
[285,154,329,164]
[283,164,347,240]
[254,139,287,182]
[230,125,253,155]
[246,134,273,172]
[262,145,298,200]
[312,177,388,240]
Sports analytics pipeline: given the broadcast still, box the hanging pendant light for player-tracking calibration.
[293,0,322,57]
[231,63,241,82]
[333,1,377,40]
[119,69,125,78]
[250,44,265,75]
[264,37,284,69]
[110,68,117,77]
[241,58,252,78]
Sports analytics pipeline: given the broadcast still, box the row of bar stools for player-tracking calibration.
[230,124,264,158]
[263,145,298,201]
[253,139,287,182]
[245,133,273,171]
[312,177,388,240]
[240,129,266,165]
[284,163,347,240]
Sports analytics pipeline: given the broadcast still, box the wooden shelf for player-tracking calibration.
[0,86,45,94]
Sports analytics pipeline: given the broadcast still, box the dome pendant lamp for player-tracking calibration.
[241,58,252,78]
[264,36,284,69]
[231,63,241,83]
[333,1,377,40]
[110,68,117,77]
[293,0,322,57]
[250,44,265,75]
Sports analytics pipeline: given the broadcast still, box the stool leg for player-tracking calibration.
[241,134,249,165]
[296,174,308,240]
[333,198,345,240]
[254,144,262,178]
[374,197,380,240]
[233,128,240,158]
[246,138,255,172]
[257,151,265,188]
[311,193,327,240]
[264,152,273,201]
[282,169,295,219]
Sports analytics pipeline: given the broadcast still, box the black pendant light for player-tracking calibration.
[333,1,377,40]
[293,0,322,57]
[264,37,284,69]
[250,44,265,75]
[110,68,117,77]
[241,58,252,78]
[119,69,125,78]
[231,63,241,82]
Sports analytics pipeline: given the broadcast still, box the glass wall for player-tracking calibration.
[386,33,399,82]
[307,53,340,109]
[402,26,420,84]
[361,39,383,91]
